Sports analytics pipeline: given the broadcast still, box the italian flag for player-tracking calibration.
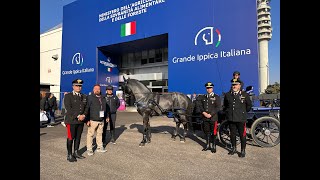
[121,21,136,37]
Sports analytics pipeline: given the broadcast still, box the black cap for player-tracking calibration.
[231,78,243,85]
[204,82,214,88]
[233,71,240,76]
[72,79,83,86]
[106,85,113,90]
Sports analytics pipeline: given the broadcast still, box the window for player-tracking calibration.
[149,58,155,63]
[141,58,148,65]
[155,49,162,62]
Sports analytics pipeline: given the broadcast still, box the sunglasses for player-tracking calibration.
[74,85,82,87]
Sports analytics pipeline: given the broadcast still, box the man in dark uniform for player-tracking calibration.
[197,82,221,153]
[64,79,88,162]
[223,78,252,158]
[102,85,120,145]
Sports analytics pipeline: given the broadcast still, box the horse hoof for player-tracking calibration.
[139,143,145,147]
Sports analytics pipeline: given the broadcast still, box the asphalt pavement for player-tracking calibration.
[40,111,280,180]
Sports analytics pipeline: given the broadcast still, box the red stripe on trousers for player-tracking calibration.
[66,124,72,140]
[213,121,218,135]
[243,123,246,137]
[131,21,136,35]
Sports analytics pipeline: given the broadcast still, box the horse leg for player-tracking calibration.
[181,122,188,143]
[172,121,180,141]
[139,114,149,147]
[146,121,151,143]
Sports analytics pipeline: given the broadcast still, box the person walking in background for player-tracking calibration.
[47,93,57,127]
[102,85,120,145]
[64,79,88,162]
[191,92,197,103]
[40,92,51,127]
[61,92,69,127]
[230,71,244,91]
[85,84,108,156]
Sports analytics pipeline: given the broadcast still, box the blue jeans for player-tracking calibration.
[47,110,55,124]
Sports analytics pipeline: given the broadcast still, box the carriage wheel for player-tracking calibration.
[250,116,280,147]
[218,120,240,148]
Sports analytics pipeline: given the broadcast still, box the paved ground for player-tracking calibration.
[40,111,280,180]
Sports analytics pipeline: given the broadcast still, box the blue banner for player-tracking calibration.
[61,0,258,96]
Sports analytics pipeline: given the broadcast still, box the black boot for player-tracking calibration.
[67,139,77,162]
[239,149,246,158]
[228,146,236,155]
[202,135,210,151]
[239,138,246,158]
[110,130,116,144]
[74,150,85,159]
[73,138,85,159]
[228,135,237,155]
[211,135,216,153]
[67,154,77,162]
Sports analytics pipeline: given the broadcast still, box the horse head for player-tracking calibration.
[122,75,132,94]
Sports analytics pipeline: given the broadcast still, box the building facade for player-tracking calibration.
[40,24,62,101]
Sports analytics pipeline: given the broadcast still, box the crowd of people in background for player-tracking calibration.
[40,92,57,127]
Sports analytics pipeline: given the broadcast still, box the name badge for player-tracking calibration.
[99,111,104,118]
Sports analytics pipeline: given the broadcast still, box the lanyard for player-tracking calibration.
[97,96,103,110]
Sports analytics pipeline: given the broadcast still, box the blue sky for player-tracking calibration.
[40,0,280,84]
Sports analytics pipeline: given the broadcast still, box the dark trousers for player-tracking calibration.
[102,113,117,143]
[229,121,246,150]
[66,123,84,155]
[202,119,218,136]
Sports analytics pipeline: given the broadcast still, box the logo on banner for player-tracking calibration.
[106,77,112,83]
[72,52,84,66]
[194,27,221,47]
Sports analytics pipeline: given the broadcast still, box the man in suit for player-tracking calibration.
[223,78,252,158]
[64,79,88,162]
[197,82,221,153]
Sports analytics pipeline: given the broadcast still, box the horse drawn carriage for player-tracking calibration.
[122,77,280,148]
[192,93,280,148]
[217,105,280,148]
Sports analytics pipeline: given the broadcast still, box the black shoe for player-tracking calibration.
[211,144,216,153]
[239,149,246,158]
[74,150,85,159]
[67,154,77,162]
[202,136,210,151]
[211,136,216,153]
[228,148,236,155]
[202,146,210,151]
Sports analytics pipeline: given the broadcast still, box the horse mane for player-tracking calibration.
[127,79,151,93]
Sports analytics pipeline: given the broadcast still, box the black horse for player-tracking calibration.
[122,77,193,146]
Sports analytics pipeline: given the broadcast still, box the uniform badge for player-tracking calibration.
[240,95,245,103]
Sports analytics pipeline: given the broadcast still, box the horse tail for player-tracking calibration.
[185,95,194,130]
